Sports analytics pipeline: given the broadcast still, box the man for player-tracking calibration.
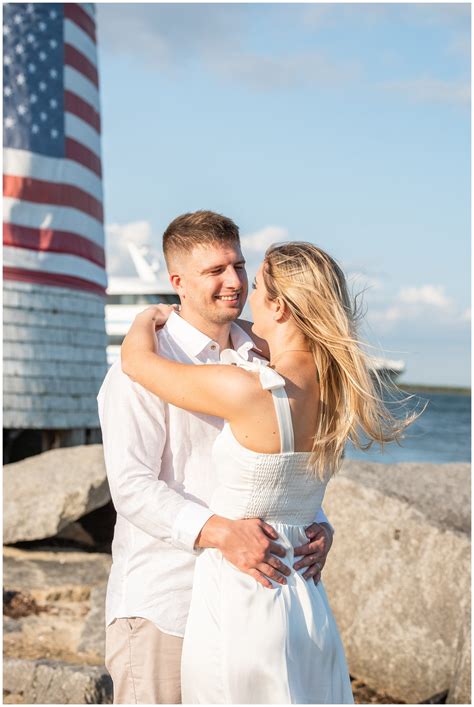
[98,210,334,704]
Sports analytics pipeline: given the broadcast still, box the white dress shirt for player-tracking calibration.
[98,312,330,638]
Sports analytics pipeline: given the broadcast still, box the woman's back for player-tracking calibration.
[209,353,327,525]
[225,351,321,456]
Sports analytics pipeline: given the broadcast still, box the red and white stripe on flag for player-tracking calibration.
[3,3,107,296]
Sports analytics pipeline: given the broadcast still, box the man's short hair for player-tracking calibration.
[162,210,240,267]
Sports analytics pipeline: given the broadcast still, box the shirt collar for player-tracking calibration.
[164,311,255,360]
[164,311,213,357]
[229,321,255,360]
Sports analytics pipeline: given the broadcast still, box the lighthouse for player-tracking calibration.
[3,3,108,461]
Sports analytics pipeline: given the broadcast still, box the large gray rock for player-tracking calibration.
[3,546,111,602]
[447,607,471,704]
[3,547,110,681]
[78,584,107,659]
[323,460,471,704]
[3,658,112,704]
[4,445,109,543]
[343,460,470,533]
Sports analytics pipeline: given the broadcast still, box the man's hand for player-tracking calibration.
[196,515,291,589]
[293,522,334,585]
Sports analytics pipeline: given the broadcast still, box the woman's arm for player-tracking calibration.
[121,308,260,419]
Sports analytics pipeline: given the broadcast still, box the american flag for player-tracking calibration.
[3,2,106,296]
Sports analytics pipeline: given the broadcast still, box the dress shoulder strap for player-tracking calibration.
[270,386,295,453]
[219,349,295,453]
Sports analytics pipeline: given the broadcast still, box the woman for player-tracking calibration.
[121,241,414,704]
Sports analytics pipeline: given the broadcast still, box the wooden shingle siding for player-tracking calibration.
[5,285,105,314]
[3,325,107,348]
[3,308,107,332]
[5,410,99,429]
[4,342,107,363]
[4,394,99,412]
[4,360,105,379]
[3,377,104,396]
[3,280,108,429]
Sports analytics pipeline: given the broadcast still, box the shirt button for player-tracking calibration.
[210,344,217,350]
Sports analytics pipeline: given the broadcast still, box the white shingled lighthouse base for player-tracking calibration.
[3,280,108,429]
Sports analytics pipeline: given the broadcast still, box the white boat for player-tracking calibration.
[106,245,405,381]
[368,356,405,382]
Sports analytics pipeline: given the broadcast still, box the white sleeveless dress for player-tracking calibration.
[181,352,354,704]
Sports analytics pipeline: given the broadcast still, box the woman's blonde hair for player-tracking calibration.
[263,241,418,478]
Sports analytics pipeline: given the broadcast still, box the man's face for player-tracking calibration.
[171,243,248,325]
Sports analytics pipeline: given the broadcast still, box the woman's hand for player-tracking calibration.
[118,305,259,420]
[121,304,178,380]
[136,303,180,331]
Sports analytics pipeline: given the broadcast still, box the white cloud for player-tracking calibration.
[97,4,468,101]
[379,77,470,106]
[368,284,463,329]
[398,285,452,309]
[347,270,383,292]
[358,278,469,385]
[97,4,245,69]
[240,225,289,254]
[213,52,362,91]
[105,220,164,277]
[97,5,362,91]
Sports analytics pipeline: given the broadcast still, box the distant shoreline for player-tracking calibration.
[399,383,471,396]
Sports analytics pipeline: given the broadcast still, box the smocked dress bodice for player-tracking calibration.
[209,349,328,525]
[211,423,327,524]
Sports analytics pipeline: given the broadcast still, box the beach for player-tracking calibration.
[3,445,471,704]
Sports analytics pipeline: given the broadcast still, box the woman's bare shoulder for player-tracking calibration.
[223,364,264,401]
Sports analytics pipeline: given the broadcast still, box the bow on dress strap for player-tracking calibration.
[220,349,286,391]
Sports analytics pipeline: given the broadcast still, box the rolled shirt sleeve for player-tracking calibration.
[314,507,334,534]
[98,363,213,554]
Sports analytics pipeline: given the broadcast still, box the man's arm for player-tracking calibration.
[314,507,333,531]
[98,363,213,553]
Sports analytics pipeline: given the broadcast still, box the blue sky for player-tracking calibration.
[96,3,470,386]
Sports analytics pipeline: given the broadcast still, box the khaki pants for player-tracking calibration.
[105,618,183,704]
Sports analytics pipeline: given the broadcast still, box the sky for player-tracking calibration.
[96,2,471,386]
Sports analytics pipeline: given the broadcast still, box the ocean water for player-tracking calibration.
[345,390,471,464]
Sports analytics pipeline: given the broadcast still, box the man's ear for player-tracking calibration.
[169,273,184,297]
